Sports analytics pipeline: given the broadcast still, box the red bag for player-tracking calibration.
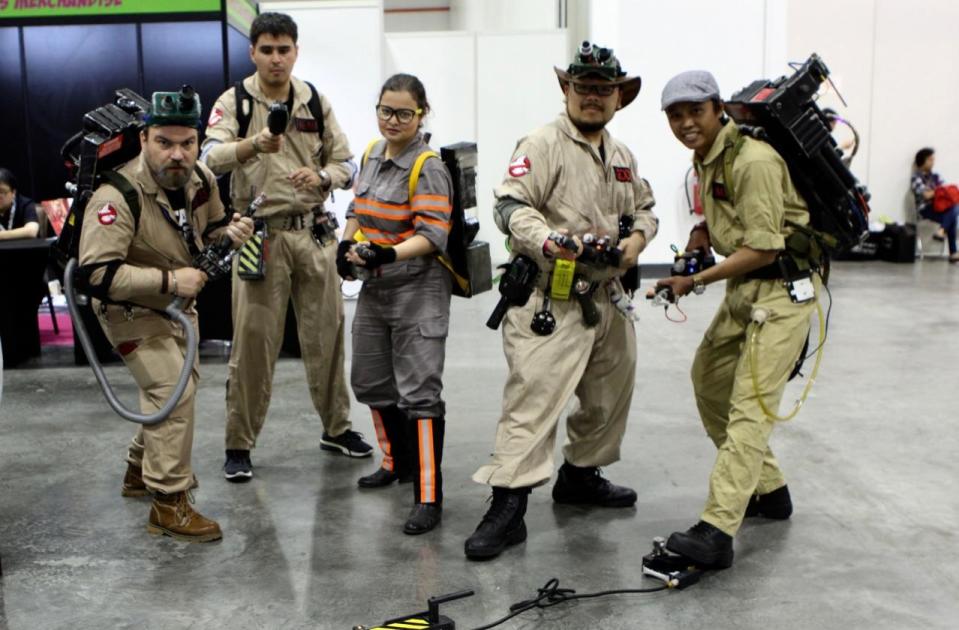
[933,184,959,212]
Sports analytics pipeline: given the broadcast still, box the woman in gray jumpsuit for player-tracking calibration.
[336,74,453,535]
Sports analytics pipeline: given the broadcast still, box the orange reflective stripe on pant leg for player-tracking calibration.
[418,418,435,503]
[371,409,394,472]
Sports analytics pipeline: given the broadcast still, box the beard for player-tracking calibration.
[152,162,192,190]
[570,117,607,134]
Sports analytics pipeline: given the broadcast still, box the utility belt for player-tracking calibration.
[95,298,194,324]
[264,211,314,232]
[239,207,339,281]
[743,249,817,304]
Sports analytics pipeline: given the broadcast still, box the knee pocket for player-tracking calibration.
[418,317,448,340]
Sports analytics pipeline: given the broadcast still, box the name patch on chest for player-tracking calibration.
[613,166,633,183]
[191,187,210,210]
[294,118,319,133]
[712,182,729,201]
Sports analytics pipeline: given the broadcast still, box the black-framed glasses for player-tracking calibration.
[375,105,422,124]
[571,82,617,97]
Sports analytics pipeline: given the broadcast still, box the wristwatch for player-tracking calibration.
[692,275,706,295]
[318,169,332,190]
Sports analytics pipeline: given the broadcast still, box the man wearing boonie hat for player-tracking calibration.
[79,86,254,542]
[652,71,819,569]
[464,42,658,561]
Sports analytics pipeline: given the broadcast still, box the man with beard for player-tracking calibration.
[202,12,371,481]
[79,87,254,542]
[464,42,658,560]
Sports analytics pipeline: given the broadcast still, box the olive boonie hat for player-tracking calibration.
[144,84,202,128]
[554,41,642,108]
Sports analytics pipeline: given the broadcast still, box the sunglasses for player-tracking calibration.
[571,82,617,97]
[375,105,423,124]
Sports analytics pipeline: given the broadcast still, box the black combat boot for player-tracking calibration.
[464,487,531,560]
[744,485,793,519]
[551,461,637,507]
[666,521,734,569]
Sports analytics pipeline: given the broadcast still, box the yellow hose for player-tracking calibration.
[748,298,826,421]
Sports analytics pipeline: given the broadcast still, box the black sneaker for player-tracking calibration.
[224,449,252,483]
[744,485,793,520]
[320,430,373,458]
[551,462,637,507]
[666,521,734,569]
[464,487,530,560]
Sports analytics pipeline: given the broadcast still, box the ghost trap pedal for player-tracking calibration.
[641,537,703,590]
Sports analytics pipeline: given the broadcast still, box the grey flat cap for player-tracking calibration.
[661,70,721,110]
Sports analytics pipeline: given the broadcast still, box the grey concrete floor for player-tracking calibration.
[1,261,958,630]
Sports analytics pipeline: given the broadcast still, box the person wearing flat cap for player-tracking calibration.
[652,71,820,569]
[464,41,658,561]
[79,86,254,543]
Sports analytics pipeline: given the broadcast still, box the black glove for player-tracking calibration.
[355,242,397,270]
[336,240,355,279]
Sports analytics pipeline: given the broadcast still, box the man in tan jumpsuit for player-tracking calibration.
[202,12,371,481]
[79,88,254,542]
[653,71,818,569]
[464,43,658,560]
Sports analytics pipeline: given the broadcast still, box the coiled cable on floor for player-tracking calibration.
[470,578,668,630]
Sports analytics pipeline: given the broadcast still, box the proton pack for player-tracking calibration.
[724,53,871,254]
[54,87,153,275]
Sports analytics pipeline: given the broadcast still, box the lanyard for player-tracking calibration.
[1,198,15,231]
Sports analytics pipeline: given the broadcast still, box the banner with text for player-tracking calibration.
[0,0,222,20]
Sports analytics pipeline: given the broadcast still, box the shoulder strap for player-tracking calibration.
[304,81,325,138]
[234,81,253,139]
[720,124,747,205]
[361,139,381,169]
[99,171,141,232]
[409,150,440,200]
[193,164,210,192]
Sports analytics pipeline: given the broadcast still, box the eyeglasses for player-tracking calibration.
[375,105,422,124]
[571,82,617,97]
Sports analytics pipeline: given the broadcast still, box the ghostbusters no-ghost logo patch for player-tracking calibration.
[509,155,531,177]
[97,204,118,225]
[208,107,224,127]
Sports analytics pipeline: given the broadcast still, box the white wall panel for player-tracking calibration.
[476,30,570,261]
[384,31,476,149]
[590,0,774,263]
[867,0,959,222]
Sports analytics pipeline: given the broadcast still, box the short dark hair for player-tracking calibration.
[0,167,17,191]
[915,147,935,169]
[378,73,430,113]
[250,12,298,46]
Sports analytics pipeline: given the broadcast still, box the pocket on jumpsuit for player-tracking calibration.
[418,317,449,340]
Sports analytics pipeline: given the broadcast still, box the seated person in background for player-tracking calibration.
[0,168,40,241]
[912,147,959,262]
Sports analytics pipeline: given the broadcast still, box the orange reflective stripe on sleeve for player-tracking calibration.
[417,418,435,503]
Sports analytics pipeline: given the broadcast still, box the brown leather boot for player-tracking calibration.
[121,463,149,498]
[147,492,222,543]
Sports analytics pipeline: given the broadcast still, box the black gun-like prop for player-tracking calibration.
[191,193,267,281]
[486,255,540,330]
[724,54,870,253]
[548,232,623,268]
[267,101,289,135]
